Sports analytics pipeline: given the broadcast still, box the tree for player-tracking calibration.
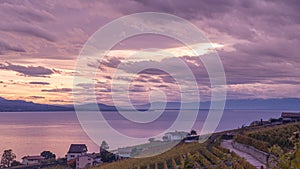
[41,151,56,160]
[100,149,115,163]
[100,140,109,150]
[0,149,16,168]
[190,130,197,135]
[11,160,22,167]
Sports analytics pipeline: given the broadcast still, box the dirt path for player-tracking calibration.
[221,140,266,169]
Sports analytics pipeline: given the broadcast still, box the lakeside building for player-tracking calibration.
[162,131,189,142]
[21,155,45,165]
[184,133,200,143]
[67,144,88,164]
[281,112,300,122]
[76,153,102,169]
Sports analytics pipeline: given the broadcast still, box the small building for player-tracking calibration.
[76,153,102,169]
[67,144,88,163]
[281,112,300,122]
[184,131,200,143]
[22,155,45,165]
[162,131,189,142]
[116,147,132,159]
[250,119,271,127]
[184,135,200,143]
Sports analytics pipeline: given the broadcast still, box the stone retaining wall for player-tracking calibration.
[232,141,269,164]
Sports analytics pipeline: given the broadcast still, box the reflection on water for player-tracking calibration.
[0,110,282,160]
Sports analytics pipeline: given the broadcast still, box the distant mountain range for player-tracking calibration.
[0,97,300,112]
[0,97,73,112]
[146,98,300,110]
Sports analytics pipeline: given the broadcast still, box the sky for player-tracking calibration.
[0,0,300,105]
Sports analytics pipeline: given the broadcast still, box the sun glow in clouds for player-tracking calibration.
[105,42,224,62]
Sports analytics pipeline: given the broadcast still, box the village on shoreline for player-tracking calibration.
[1,111,300,169]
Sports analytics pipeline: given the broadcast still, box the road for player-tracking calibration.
[221,140,266,169]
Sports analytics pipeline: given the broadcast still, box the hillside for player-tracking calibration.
[1,97,300,112]
[90,139,255,169]
[148,98,300,110]
[0,97,72,112]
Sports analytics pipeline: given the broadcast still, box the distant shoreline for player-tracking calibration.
[1,108,300,113]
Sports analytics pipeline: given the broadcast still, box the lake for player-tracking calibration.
[0,110,283,160]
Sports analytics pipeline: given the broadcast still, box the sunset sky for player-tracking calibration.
[0,0,300,105]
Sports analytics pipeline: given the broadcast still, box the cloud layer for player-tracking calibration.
[0,0,300,104]
[0,62,53,77]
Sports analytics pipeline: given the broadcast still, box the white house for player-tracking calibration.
[76,153,102,169]
[163,131,189,142]
[67,144,88,163]
[22,155,45,165]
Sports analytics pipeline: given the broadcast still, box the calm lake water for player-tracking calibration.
[0,110,283,160]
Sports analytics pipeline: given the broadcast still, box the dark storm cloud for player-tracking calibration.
[49,99,72,103]
[41,88,72,93]
[133,84,144,87]
[0,24,57,42]
[29,81,50,85]
[76,83,94,89]
[156,84,169,88]
[160,75,176,84]
[103,75,112,79]
[135,77,148,83]
[0,62,54,77]
[100,57,122,68]
[139,68,167,75]
[114,0,300,38]
[118,57,209,85]
[147,78,161,83]
[110,0,300,70]
[28,96,45,99]
[129,85,149,92]
[110,0,235,20]
[218,49,300,85]
[88,57,123,71]
[0,0,55,23]
[1,0,300,100]
[0,1,57,42]
[0,41,25,54]
[115,0,300,87]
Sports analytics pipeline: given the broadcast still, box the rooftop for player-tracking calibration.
[165,131,189,136]
[68,144,88,153]
[78,153,100,159]
[281,112,300,118]
[22,155,45,160]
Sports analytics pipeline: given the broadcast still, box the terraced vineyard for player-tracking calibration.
[92,141,256,169]
[234,122,300,152]
[93,122,300,169]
